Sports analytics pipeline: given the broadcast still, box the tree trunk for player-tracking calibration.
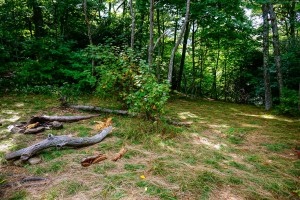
[191,20,196,95]
[262,4,272,110]
[212,37,220,100]
[177,21,190,91]
[168,0,191,84]
[148,0,154,67]
[269,3,283,97]
[28,0,45,38]
[130,0,135,49]
[83,0,95,75]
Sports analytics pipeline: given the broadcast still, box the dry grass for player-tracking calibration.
[0,95,299,200]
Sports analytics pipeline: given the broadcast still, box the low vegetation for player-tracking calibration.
[0,94,299,199]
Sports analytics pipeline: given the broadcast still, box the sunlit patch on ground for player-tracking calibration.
[15,103,25,107]
[178,111,199,119]
[192,133,226,150]
[0,138,14,152]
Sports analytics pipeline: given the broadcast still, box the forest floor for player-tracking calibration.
[0,94,299,200]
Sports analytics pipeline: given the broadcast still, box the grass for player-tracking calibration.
[0,94,299,199]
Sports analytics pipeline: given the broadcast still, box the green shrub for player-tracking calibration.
[275,88,300,116]
[94,45,170,118]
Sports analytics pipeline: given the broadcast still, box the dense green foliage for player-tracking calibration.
[0,0,299,115]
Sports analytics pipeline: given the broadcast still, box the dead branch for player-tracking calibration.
[69,105,130,115]
[81,154,107,167]
[5,126,113,161]
[24,127,45,134]
[112,147,127,161]
[28,114,99,124]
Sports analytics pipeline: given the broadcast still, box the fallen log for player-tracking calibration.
[5,126,113,161]
[69,105,130,115]
[0,177,49,188]
[69,104,192,126]
[28,114,100,124]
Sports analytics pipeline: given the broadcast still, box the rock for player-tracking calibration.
[28,157,42,165]
[13,160,24,166]
[51,121,63,130]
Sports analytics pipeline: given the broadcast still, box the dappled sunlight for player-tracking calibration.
[192,133,226,150]
[238,113,297,123]
[208,124,229,129]
[240,123,261,128]
[15,103,24,107]
[0,138,14,152]
[1,109,21,122]
[178,112,199,119]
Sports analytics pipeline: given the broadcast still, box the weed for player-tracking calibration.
[124,163,146,171]
[65,181,87,195]
[262,143,289,152]
[93,162,117,174]
[27,161,66,175]
[8,190,27,200]
[136,180,177,199]
[228,161,248,171]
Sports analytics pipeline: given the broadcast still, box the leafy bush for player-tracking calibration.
[275,88,300,116]
[94,45,170,118]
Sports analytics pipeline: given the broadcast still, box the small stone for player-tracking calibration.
[28,157,42,165]
[51,121,63,130]
[13,160,24,166]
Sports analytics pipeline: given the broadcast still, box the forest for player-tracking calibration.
[0,0,300,199]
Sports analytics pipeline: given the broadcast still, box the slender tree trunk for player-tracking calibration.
[290,0,296,38]
[29,0,45,38]
[191,20,196,95]
[298,82,300,111]
[148,0,154,67]
[130,0,135,49]
[262,4,272,110]
[156,8,161,81]
[211,37,220,100]
[269,3,283,97]
[168,0,190,83]
[224,58,227,101]
[83,0,95,76]
[177,21,190,91]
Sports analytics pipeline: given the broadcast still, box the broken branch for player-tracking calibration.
[5,126,113,161]
[112,147,127,161]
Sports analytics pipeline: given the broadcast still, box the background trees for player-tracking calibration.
[0,0,299,115]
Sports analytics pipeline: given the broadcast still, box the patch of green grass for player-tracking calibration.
[93,162,117,174]
[228,161,248,171]
[64,181,88,195]
[204,159,222,169]
[43,189,59,200]
[8,190,28,200]
[69,126,93,137]
[136,180,177,199]
[124,163,146,171]
[27,161,66,175]
[123,149,145,159]
[186,171,222,199]
[228,135,243,144]
[246,155,261,163]
[228,175,243,185]
[40,149,76,161]
[262,143,289,152]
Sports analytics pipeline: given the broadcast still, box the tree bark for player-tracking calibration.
[130,0,135,49]
[28,114,99,124]
[269,3,283,97]
[177,21,190,91]
[69,105,130,115]
[262,4,272,111]
[168,0,191,83]
[83,0,95,75]
[5,126,112,161]
[148,0,154,67]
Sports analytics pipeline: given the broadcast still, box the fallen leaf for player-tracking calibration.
[140,175,145,179]
[94,118,113,131]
